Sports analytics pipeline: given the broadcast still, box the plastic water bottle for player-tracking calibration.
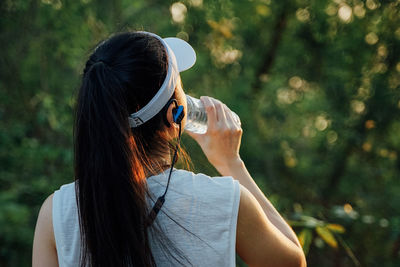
[184,95,241,134]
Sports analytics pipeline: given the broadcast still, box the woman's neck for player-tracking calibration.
[144,156,172,177]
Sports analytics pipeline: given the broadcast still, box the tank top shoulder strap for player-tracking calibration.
[52,182,81,267]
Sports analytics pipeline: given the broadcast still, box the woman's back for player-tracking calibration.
[52,169,240,267]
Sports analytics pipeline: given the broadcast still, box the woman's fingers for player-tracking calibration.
[201,96,229,133]
[224,104,236,128]
[213,98,231,135]
[200,96,217,128]
[223,104,240,129]
[213,98,227,125]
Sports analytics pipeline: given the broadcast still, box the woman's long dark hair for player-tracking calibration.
[73,32,189,267]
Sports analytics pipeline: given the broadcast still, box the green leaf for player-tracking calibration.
[298,228,313,255]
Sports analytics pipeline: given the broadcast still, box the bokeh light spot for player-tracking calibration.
[338,4,352,23]
[327,131,338,144]
[325,4,337,16]
[379,148,389,157]
[362,142,372,152]
[372,63,387,74]
[365,120,375,129]
[351,100,366,114]
[170,2,187,23]
[259,73,269,83]
[315,115,329,131]
[189,0,202,7]
[289,76,303,89]
[377,45,388,58]
[285,157,297,168]
[256,5,270,17]
[303,125,317,138]
[362,215,375,224]
[379,218,389,228]
[365,32,379,45]
[296,8,310,22]
[277,88,298,105]
[344,203,353,214]
[366,0,379,10]
[353,4,366,18]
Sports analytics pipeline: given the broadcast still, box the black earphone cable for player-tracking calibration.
[146,121,182,227]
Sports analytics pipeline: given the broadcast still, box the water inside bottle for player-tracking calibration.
[185,96,208,134]
[184,119,207,134]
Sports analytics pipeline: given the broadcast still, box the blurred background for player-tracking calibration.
[1,0,400,266]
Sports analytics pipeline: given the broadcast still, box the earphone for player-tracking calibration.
[146,99,184,227]
[162,98,184,127]
[173,105,184,124]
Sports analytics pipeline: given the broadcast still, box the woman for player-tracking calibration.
[32,31,306,267]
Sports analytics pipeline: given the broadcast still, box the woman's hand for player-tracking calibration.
[186,96,243,171]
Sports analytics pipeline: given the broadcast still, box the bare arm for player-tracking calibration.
[32,193,59,267]
[236,184,305,266]
[217,157,301,248]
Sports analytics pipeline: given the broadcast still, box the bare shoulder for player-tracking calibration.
[37,194,55,239]
[32,193,58,267]
[39,193,54,223]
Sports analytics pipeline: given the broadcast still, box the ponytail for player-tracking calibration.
[74,59,155,266]
[74,32,196,267]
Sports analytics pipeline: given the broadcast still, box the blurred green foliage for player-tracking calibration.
[1,0,400,266]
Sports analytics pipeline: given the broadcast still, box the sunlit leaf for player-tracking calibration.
[316,226,338,249]
[298,229,313,255]
[206,19,233,39]
[326,223,345,234]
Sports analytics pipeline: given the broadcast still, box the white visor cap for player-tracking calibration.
[128,32,196,128]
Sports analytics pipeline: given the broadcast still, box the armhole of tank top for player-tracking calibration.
[52,189,64,267]
[228,179,241,267]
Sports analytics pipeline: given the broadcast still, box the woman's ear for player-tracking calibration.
[165,104,180,139]
[163,99,177,128]
[166,103,176,128]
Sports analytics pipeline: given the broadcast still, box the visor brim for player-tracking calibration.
[164,37,196,72]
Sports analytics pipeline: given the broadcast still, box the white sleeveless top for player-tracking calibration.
[52,168,241,267]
